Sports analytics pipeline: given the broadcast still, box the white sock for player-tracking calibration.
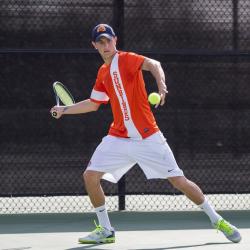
[95,204,112,231]
[199,198,222,224]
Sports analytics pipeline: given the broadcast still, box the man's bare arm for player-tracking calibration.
[142,57,168,107]
[50,99,100,119]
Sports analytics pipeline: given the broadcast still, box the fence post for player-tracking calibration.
[113,0,124,49]
[232,0,239,156]
[113,0,126,210]
[232,0,238,51]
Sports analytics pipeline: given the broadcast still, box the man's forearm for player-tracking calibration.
[142,57,168,106]
[63,99,99,114]
[142,58,167,92]
[150,61,167,91]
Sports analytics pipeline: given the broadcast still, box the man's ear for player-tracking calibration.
[92,41,97,49]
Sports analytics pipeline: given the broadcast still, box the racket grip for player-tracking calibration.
[52,111,57,117]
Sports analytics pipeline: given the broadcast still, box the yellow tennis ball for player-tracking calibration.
[148,92,161,105]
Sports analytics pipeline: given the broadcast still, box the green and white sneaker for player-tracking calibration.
[214,219,241,243]
[78,223,115,244]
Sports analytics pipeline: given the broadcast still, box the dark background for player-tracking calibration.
[0,0,249,200]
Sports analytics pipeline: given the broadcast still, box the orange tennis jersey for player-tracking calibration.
[90,51,159,139]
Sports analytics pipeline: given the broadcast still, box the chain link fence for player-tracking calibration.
[1,194,250,214]
[1,0,250,50]
[1,0,250,213]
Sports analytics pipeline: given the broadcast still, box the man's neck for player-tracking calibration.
[103,50,117,65]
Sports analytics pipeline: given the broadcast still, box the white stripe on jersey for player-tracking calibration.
[110,53,142,139]
[90,89,109,102]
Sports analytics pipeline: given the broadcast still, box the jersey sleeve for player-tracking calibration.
[125,52,145,76]
[90,69,109,104]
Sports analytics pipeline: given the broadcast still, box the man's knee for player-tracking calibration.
[168,176,188,190]
[83,170,103,184]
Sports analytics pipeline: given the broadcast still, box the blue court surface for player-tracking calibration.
[0,211,249,250]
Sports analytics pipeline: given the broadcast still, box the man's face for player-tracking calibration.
[92,36,117,61]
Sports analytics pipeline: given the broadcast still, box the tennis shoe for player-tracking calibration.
[78,222,115,244]
[213,218,241,243]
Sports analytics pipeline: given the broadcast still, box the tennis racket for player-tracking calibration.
[52,81,75,117]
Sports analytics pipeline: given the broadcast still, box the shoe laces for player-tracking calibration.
[92,220,104,235]
[215,219,234,235]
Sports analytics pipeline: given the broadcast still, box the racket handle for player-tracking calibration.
[52,111,57,117]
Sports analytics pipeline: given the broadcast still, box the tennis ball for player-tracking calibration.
[148,92,161,105]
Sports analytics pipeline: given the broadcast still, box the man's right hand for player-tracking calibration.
[50,106,65,119]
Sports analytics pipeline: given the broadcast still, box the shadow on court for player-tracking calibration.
[65,242,234,250]
[0,210,249,235]
[128,242,234,250]
[66,246,110,250]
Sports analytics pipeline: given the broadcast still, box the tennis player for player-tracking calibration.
[50,24,241,244]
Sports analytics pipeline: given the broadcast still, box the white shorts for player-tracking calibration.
[87,131,184,183]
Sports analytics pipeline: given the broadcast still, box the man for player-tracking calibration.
[50,24,241,244]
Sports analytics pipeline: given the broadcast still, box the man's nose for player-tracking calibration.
[104,41,109,49]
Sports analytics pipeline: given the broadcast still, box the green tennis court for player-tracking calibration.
[1,211,249,250]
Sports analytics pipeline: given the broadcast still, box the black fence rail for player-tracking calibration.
[1,0,250,51]
[0,0,250,211]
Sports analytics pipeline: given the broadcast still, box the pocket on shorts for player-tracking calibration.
[96,135,119,153]
[144,131,166,144]
[144,133,174,161]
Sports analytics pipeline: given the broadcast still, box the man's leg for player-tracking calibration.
[168,176,204,204]
[168,176,241,243]
[168,176,221,222]
[83,170,105,207]
[78,170,115,244]
[83,170,113,230]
